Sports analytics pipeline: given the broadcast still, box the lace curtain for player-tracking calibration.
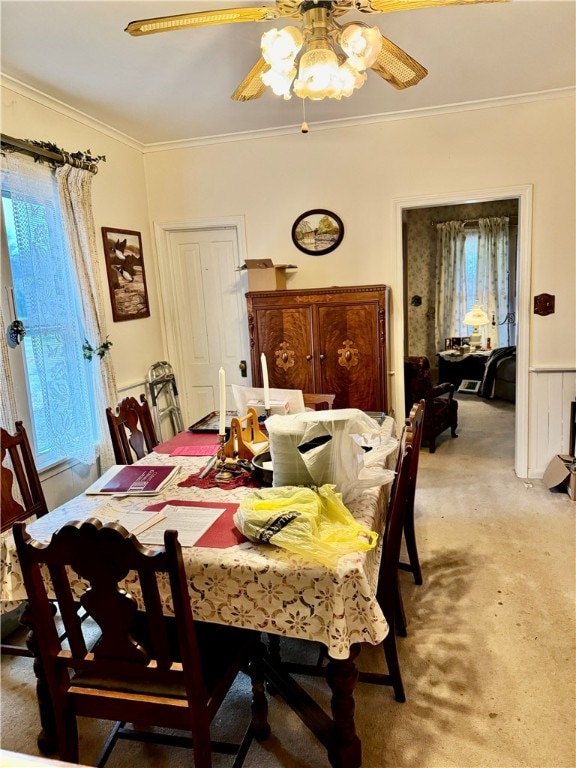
[476,217,510,348]
[435,217,510,350]
[0,304,18,430]
[56,165,118,471]
[1,153,117,470]
[434,220,467,351]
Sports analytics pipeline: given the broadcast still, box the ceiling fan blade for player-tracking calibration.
[125,7,279,36]
[366,0,508,13]
[370,36,428,89]
[231,58,271,101]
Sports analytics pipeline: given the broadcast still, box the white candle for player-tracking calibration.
[218,367,226,435]
[261,352,270,410]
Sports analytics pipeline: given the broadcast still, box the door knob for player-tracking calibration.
[239,360,248,378]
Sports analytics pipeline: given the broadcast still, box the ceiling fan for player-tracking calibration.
[125,0,507,102]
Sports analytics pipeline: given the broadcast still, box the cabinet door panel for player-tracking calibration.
[255,307,315,392]
[317,304,381,410]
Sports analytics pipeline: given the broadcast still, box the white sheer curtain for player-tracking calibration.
[476,217,510,348]
[56,164,118,471]
[434,220,467,351]
[0,304,18,430]
[2,153,98,466]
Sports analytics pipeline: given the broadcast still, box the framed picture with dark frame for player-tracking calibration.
[291,209,344,255]
[102,227,150,322]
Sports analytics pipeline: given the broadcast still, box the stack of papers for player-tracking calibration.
[26,503,230,548]
[85,465,179,496]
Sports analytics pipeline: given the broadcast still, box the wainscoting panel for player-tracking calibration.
[529,368,576,476]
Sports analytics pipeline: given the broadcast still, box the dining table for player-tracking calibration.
[1,415,398,768]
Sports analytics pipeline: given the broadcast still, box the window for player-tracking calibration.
[464,228,479,309]
[463,226,516,347]
[1,157,97,469]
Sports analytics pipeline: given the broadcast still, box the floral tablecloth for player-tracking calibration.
[1,418,397,660]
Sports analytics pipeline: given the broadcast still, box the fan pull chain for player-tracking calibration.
[301,99,309,134]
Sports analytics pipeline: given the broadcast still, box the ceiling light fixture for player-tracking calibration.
[260,3,382,101]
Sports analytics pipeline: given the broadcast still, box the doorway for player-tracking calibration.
[403,198,519,365]
[392,185,533,478]
[153,217,251,427]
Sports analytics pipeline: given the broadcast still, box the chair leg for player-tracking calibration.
[248,640,271,742]
[383,630,405,703]
[54,701,80,764]
[428,436,436,453]
[403,505,423,586]
[395,581,407,638]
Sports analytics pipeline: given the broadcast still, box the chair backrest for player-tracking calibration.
[376,432,413,622]
[13,519,208,737]
[1,421,48,532]
[405,399,425,504]
[404,357,433,415]
[106,394,159,465]
[406,399,425,458]
[303,393,336,411]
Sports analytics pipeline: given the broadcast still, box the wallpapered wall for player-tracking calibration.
[404,199,519,366]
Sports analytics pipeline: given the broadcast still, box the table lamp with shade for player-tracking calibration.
[464,303,490,349]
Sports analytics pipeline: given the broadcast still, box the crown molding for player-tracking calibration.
[143,87,575,151]
[1,75,145,152]
[2,74,573,153]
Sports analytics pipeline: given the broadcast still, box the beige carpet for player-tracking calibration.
[1,397,575,768]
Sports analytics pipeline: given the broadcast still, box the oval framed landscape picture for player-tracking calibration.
[292,209,344,255]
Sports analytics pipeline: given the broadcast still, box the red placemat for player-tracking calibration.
[145,499,247,547]
[155,431,220,454]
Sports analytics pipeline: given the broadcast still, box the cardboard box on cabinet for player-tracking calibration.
[241,259,296,291]
[543,454,576,501]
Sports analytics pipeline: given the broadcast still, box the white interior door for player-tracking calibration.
[156,226,250,427]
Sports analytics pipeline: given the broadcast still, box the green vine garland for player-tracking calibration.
[82,337,113,361]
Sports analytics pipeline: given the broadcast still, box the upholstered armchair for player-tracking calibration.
[404,357,458,453]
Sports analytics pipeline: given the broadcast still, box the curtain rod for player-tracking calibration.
[432,216,518,227]
[0,134,103,174]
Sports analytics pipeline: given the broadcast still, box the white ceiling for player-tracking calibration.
[1,0,575,146]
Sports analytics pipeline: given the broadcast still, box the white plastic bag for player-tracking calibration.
[266,409,397,503]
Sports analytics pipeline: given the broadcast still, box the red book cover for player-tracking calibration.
[89,465,179,495]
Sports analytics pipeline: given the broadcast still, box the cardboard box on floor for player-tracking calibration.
[543,454,576,501]
[241,259,297,291]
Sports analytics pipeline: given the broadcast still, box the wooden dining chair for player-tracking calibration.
[14,518,271,768]
[355,433,413,702]
[106,394,159,464]
[303,393,336,411]
[391,400,426,638]
[1,421,49,658]
[399,399,426,586]
[273,434,413,703]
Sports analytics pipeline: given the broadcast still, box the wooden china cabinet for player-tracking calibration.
[246,285,389,412]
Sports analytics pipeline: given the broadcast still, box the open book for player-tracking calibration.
[85,464,179,496]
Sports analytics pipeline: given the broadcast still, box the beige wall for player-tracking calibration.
[2,82,575,478]
[143,95,575,372]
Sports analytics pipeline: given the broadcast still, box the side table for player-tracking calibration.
[437,351,491,389]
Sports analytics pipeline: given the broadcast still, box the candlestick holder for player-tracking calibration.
[215,434,233,482]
